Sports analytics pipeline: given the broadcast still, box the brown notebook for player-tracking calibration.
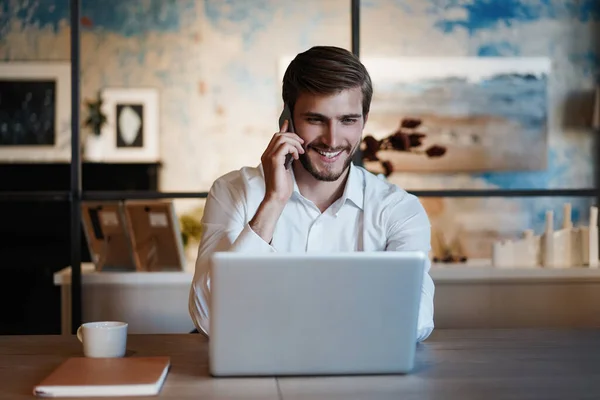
[33,357,170,398]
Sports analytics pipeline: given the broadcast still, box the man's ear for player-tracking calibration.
[363,113,369,126]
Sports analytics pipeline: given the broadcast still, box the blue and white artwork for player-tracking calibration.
[362,57,551,173]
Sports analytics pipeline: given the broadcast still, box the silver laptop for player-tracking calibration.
[208,251,426,377]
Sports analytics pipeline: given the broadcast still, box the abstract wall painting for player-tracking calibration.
[99,88,160,162]
[360,57,551,174]
[0,62,71,162]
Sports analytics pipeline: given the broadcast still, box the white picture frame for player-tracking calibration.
[0,62,71,162]
[99,87,160,162]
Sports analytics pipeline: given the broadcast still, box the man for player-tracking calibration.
[189,46,434,341]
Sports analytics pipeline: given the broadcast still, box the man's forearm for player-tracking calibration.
[249,197,286,244]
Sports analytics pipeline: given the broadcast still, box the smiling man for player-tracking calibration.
[189,46,435,342]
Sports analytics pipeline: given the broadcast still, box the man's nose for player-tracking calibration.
[321,121,339,148]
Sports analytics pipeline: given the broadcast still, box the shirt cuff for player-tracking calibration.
[230,223,277,253]
[416,326,434,342]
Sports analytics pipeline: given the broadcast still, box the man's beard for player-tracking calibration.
[299,143,358,182]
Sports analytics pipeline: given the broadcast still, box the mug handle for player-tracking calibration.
[76,326,83,343]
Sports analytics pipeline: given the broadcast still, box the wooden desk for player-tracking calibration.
[2,329,599,399]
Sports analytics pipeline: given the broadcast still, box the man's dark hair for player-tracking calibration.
[282,46,373,117]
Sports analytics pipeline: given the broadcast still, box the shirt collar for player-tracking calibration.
[339,162,364,210]
[290,162,364,211]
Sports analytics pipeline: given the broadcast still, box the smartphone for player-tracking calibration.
[279,104,295,170]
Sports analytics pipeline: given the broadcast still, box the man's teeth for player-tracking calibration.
[315,149,342,158]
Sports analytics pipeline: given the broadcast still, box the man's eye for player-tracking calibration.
[307,118,321,123]
[342,118,357,124]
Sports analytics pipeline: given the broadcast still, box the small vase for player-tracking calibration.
[85,134,104,161]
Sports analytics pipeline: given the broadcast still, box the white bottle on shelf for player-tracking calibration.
[589,206,598,268]
[561,203,573,267]
[542,210,554,268]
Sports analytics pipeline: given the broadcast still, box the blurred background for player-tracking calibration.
[1,0,599,335]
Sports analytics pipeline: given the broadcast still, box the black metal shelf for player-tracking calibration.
[78,188,598,199]
[1,188,597,203]
[408,188,599,198]
[82,191,209,200]
[0,192,71,201]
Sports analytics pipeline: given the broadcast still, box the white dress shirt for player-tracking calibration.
[189,163,435,341]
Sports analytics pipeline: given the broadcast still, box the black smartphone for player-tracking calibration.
[279,104,295,170]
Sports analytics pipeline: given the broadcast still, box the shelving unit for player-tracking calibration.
[0,0,598,334]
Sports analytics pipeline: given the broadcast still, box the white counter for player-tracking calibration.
[54,260,600,285]
[54,260,600,334]
[54,262,198,335]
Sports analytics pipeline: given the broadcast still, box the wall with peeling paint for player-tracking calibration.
[1,0,599,258]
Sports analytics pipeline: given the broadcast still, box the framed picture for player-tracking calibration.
[0,62,71,162]
[123,200,186,272]
[81,201,137,271]
[99,87,160,162]
[360,57,551,174]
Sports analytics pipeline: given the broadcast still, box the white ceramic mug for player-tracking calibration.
[76,321,128,358]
